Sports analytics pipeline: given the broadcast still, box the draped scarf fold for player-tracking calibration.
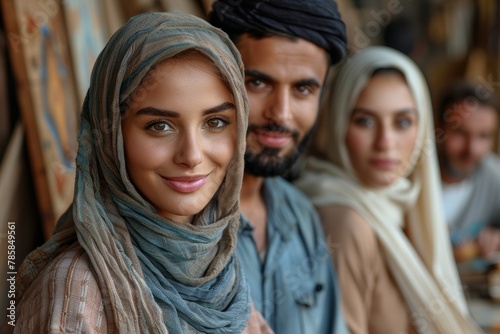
[16,12,250,333]
[296,46,482,333]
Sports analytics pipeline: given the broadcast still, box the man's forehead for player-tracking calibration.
[237,34,327,58]
[236,35,329,81]
[446,103,499,131]
[448,103,498,118]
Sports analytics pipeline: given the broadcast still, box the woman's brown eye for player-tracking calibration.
[205,117,229,130]
[208,119,221,127]
[146,120,172,133]
[153,123,167,131]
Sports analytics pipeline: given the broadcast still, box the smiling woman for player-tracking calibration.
[6,12,272,334]
[121,51,237,224]
[296,47,482,334]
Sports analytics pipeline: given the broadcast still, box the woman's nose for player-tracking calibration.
[374,125,395,150]
[173,131,203,168]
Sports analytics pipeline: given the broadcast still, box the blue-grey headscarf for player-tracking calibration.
[16,12,250,333]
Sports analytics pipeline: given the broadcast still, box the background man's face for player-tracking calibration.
[441,103,498,179]
[236,34,329,176]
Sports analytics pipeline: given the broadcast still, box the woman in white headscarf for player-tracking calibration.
[296,47,481,334]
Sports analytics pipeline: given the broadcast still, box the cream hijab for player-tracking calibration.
[296,47,481,333]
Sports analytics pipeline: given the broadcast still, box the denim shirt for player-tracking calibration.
[237,177,347,334]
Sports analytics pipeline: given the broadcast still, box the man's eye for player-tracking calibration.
[296,85,313,95]
[247,79,266,88]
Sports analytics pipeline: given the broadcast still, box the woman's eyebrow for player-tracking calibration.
[202,101,236,115]
[135,107,179,118]
[395,108,418,115]
[134,102,235,118]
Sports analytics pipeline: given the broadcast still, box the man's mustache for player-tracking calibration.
[247,122,299,139]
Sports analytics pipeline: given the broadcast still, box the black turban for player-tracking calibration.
[209,0,347,64]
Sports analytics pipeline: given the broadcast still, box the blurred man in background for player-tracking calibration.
[437,81,500,261]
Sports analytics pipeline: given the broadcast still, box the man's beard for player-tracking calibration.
[439,149,478,180]
[244,123,315,177]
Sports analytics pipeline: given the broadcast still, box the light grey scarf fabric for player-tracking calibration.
[16,12,250,333]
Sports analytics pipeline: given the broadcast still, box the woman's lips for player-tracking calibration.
[255,130,292,148]
[162,175,208,193]
[369,159,399,169]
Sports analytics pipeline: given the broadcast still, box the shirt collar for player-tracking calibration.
[238,177,299,241]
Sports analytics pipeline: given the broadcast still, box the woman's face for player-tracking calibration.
[345,72,419,187]
[121,54,237,223]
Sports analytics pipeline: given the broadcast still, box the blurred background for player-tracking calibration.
[0,0,499,325]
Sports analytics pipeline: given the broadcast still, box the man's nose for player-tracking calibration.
[263,88,292,124]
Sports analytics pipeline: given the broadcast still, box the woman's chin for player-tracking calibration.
[360,172,401,188]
